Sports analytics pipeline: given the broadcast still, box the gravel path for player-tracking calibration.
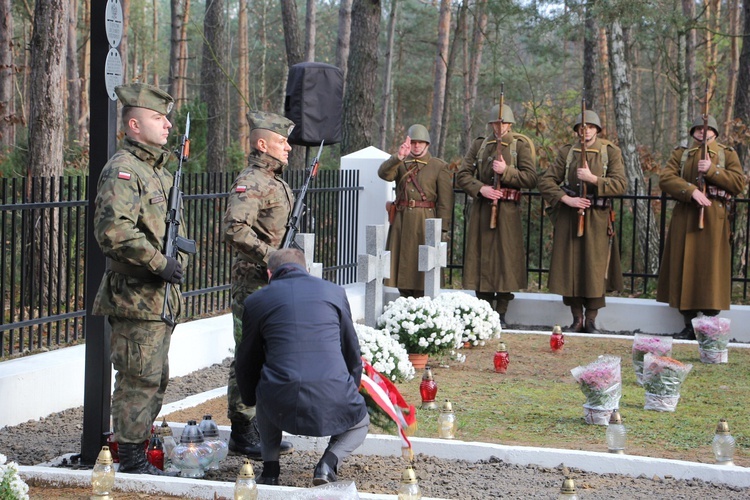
[3,357,748,499]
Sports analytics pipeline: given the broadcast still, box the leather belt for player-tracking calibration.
[109,260,160,282]
[496,188,521,202]
[396,199,436,209]
[707,185,731,201]
[590,197,611,209]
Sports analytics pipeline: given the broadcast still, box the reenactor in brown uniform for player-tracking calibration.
[538,110,627,333]
[378,124,454,297]
[93,83,184,475]
[456,104,537,327]
[222,111,295,459]
[657,114,745,339]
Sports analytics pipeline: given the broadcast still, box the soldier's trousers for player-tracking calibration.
[110,317,173,444]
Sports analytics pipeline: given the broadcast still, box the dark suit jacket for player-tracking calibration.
[235,263,367,437]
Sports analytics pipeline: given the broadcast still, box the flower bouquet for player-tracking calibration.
[632,334,672,386]
[691,315,731,364]
[354,323,415,382]
[377,296,463,357]
[1,453,29,500]
[570,355,622,425]
[433,292,503,347]
[642,353,693,412]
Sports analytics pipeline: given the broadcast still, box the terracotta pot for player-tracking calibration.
[408,353,429,370]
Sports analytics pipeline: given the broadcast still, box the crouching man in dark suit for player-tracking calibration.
[235,248,370,486]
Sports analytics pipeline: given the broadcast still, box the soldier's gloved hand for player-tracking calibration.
[158,257,184,284]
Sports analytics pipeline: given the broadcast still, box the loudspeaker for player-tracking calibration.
[284,62,344,146]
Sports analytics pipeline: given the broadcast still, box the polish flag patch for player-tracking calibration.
[236,185,247,193]
[117,172,131,180]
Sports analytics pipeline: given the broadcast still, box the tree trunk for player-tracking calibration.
[583,0,599,111]
[597,27,613,136]
[608,20,659,275]
[677,29,689,146]
[342,0,381,155]
[0,0,15,150]
[305,0,316,61]
[201,0,228,173]
[721,0,740,137]
[378,0,398,150]
[437,0,464,160]
[168,0,190,110]
[734,0,750,169]
[429,0,451,155]
[682,0,696,120]
[121,0,129,83]
[281,0,304,66]
[238,0,249,153]
[461,0,486,153]
[27,0,69,312]
[66,0,80,144]
[79,0,90,143]
[152,0,159,86]
[336,0,353,90]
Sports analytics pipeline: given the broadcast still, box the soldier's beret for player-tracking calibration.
[115,83,174,115]
[247,110,295,138]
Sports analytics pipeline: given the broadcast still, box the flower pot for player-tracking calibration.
[699,348,728,364]
[582,406,612,426]
[644,392,680,412]
[408,353,429,370]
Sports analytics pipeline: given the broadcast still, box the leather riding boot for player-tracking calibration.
[229,417,294,460]
[673,325,696,340]
[583,309,602,334]
[256,460,280,486]
[118,442,175,476]
[564,303,584,333]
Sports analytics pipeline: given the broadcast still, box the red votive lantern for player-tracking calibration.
[419,366,439,410]
[494,342,509,373]
[550,324,565,352]
[147,431,165,470]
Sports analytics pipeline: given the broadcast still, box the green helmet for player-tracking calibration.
[689,115,719,136]
[407,124,431,144]
[487,104,515,124]
[573,110,602,133]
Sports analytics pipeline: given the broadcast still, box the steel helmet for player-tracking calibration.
[573,110,602,133]
[407,124,431,144]
[487,104,516,124]
[689,115,719,137]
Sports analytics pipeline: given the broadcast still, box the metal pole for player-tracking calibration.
[80,0,119,465]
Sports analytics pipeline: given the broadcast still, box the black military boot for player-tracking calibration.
[118,442,175,476]
[673,325,696,340]
[229,417,294,460]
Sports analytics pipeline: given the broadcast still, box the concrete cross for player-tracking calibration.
[357,225,391,327]
[295,233,323,279]
[419,218,447,298]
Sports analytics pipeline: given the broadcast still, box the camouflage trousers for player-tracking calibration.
[227,261,267,425]
[109,316,173,444]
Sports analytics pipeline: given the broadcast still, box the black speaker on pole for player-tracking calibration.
[285,62,344,146]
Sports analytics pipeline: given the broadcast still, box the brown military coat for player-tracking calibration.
[456,132,537,292]
[537,137,627,299]
[378,152,454,290]
[656,141,745,311]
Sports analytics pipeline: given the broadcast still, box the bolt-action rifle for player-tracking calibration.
[160,114,197,327]
[490,83,505,230]
[576,93,587,238]
[698,80,710,230]
[282,140,325,249]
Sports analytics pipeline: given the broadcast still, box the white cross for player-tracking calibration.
[419,218,447,298]
[295,233,323,278]
[357,225,391,327]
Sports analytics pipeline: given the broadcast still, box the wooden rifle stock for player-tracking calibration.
[490,83,505,230]
[576,93,587,237]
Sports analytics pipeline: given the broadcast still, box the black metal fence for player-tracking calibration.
[1,170,361,358]
[2,172,749,358]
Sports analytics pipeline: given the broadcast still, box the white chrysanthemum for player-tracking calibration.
[434,292,503,345]
[354,323,415,382]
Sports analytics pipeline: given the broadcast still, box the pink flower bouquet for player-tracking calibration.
[632,334,672,385]
[642,354,693,412]
[571,356,622,424]
[691,315,731,364]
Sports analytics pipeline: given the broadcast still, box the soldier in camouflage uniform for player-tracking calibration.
[93,83,185,476]
[222,111,296,459]
[456,104,537,328]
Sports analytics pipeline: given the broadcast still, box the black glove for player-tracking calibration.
[158,257,184,284]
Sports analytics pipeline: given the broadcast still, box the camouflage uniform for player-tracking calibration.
[92,83,184,446]
[222,112,294,429]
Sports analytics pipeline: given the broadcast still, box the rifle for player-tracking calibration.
[576,92,587,238]
[282,140,324,249]
[160,113,197,327]
[489,83,504,230]
[698,80,710,230]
